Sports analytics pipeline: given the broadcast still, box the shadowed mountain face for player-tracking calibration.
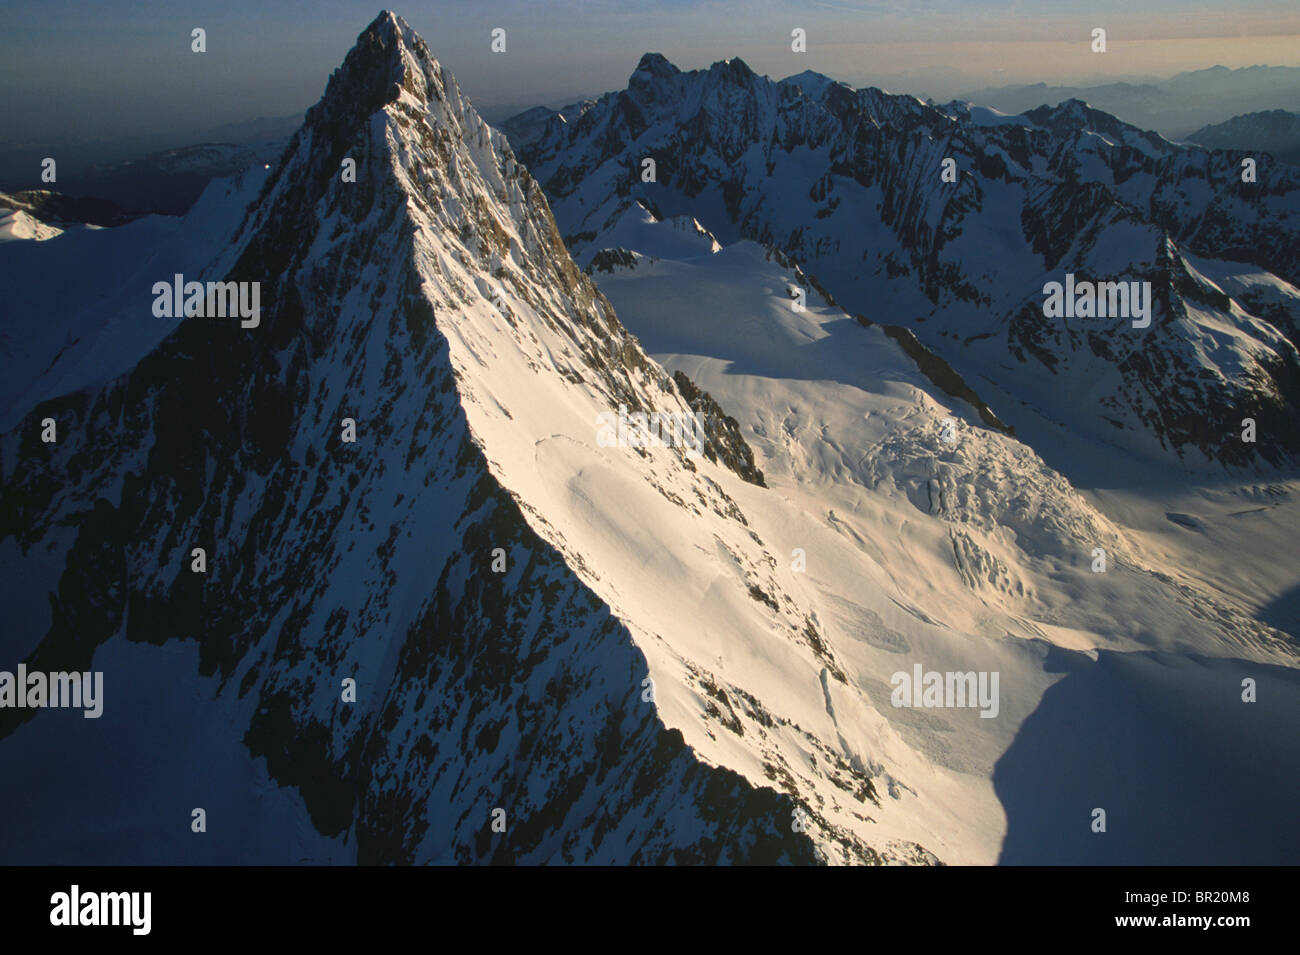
[510,57,1300,472]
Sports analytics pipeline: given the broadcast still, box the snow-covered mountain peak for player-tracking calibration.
[779,69,847,100]
[1022,98,1173,156]
[513,55,1300,470]
[632,51,680,80]
[2,12,908,865]
[629,52,687,108]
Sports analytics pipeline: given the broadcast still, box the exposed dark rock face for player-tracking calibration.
[672,371,766,487]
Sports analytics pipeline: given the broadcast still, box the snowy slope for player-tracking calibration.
[580,220,1300,862]
[0,209,63,242]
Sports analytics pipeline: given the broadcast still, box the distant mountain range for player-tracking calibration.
[1186,109,1300,165]
[958,65,1300,139]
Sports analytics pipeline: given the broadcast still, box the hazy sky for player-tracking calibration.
[2,0,1299,145]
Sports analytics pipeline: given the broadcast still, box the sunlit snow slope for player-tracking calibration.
[581,218,1300,863]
